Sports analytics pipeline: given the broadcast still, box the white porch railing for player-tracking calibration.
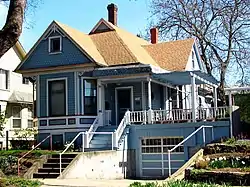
[197,106,230,120]
[129,106,230,124]
[85,115,100,148]
[153,109,192,123]
[104,110,112,125]
[168,125,214,176]
[114,110,130,147]
[130,110,147,124]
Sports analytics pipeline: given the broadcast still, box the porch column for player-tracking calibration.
[176,87,180,108]
[213,87,218,109]
[229,91,233,138]
[191,73,196,122]
[97,80,103,126]
[148,78,153,124]
[165,86,169,110]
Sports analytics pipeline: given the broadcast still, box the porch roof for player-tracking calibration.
[152,71,219,87]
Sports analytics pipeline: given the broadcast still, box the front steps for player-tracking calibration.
[89,126,117,150]
[33,154,77,179]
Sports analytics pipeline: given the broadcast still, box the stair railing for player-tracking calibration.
[114,110,130,148]
[167,125,214,176]
[85,115,100,148]
[59,132,85,176]
[18,134,52,176]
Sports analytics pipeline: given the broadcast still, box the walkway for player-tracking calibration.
[40,179,163,187]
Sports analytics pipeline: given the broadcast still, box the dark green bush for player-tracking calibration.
[0,156,18,175]
[0,177,42,187]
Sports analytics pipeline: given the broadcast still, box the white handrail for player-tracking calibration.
[115,111,130,147]
[167,125,214,176]
[86,116,100,147]
[59,131,85,176]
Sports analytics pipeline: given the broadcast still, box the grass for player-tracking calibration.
[0,150,58,157]
[0,177,42,187]
[129,180,229,187]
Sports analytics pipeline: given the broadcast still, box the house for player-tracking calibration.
[15,4,231,179]
[0,42,35,149]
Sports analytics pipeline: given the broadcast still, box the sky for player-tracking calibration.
[0,0,151,51]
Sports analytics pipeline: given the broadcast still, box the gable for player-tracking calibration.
[18,27,93,71]
[185,43,207,72]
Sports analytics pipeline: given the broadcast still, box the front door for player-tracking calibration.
[116,88,132,124]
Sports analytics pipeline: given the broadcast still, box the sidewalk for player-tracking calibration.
[40,179,162,187]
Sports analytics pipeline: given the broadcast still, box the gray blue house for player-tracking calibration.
[16,4,231,179]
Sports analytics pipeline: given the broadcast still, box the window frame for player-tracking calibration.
[141,136,184,154]
[47,78,68,117]
[48,36,62,54]
[12,106,22,128]
[27,107,33,128]
[0,68,9,90]
[22,77,29,85]
[82,78,97,115]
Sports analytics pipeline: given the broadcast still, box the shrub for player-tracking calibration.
[129,181,229,187]
[0,177,42,187]
[0,156,18,175]
[195,160,209,169]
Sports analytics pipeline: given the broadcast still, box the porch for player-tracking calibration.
[95,69,222,126]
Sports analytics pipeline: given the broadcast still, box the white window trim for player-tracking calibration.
[27,107,33,128]
[81,77,97,115]
[48,36,62,54]
[46,77,68,117]
[12,106,22,129]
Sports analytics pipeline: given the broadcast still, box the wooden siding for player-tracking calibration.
[19,31,91,70]
[39,72,75,117]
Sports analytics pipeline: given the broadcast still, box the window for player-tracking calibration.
[48,79,66,116]
[49,36,62,53]
[27,107,33,128]
[28,120,33,128]
[192,51,195,69]
[12,106,21,128]
[22,77,29,85]
[141,137,184,153]
[0,69,9,90]
[84,79,97,115]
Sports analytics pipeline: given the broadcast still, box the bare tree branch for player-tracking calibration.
[0,0,26,58]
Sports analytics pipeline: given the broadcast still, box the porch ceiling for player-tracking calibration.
[152,71,219,87]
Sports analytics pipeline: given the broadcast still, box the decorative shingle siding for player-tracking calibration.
[19,32,91,70]
[39,72,75,117]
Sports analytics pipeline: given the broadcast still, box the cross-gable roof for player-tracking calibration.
[17,19,197,73]
[143,38,195,71]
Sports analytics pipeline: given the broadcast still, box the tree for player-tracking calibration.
[0,0,26,58]
[0,112,5,137]
[149,0,250,104]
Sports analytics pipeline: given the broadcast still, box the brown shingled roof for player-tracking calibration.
[143,38,195,71]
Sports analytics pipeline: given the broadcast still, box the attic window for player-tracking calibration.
[49,36,62,53]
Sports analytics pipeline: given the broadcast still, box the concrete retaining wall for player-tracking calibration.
[60,150,128,179]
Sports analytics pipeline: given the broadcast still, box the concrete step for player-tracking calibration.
[51,154,77,159]
[90,139,112,145]
[92,134,113,140]
[43,163,68,169]
[47,158,73,163]
[89,143,113,149]
[33,172,59,179]
[84,147,116,152]
[38,168,61,173]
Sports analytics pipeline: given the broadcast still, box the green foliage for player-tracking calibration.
[0,156,18,175]
[0,150,58,157]
[235,93,250,123]
[208,157,250,169]
[129,181,229,187]
[0,112,5,137]
[0,177,42,187]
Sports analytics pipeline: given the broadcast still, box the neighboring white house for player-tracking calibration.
[0,42,35,149]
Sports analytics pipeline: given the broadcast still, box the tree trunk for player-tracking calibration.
[0,0,26,58]
[218,63,227,106]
